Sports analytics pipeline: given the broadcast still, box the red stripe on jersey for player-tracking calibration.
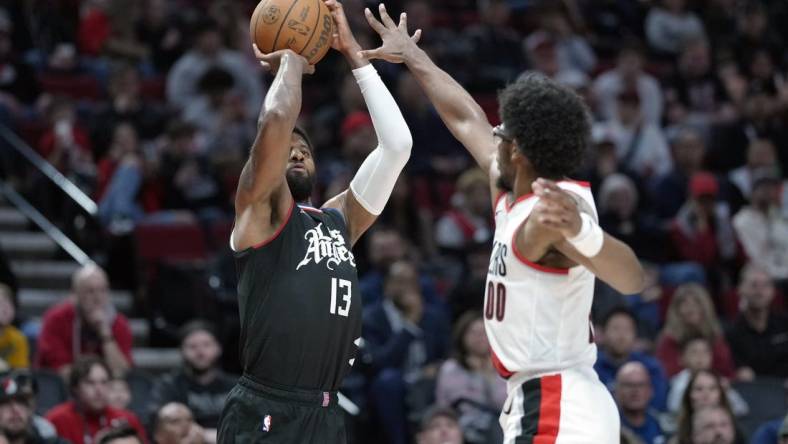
[559,179,591,188]
[535,374,562,444]
[491,350,514,379]
[510,225,570,275]
[506,193,535,212]
[251,201,296,249]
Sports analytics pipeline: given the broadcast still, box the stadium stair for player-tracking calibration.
[0,201,181,372]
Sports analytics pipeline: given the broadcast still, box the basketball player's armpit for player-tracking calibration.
[239,52,306,204]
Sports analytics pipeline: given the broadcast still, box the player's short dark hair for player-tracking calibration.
[499,72,590,179]
[178,319,219,345]
[602,306,637,329]
[69,357,111,391]
[97,424,141,444]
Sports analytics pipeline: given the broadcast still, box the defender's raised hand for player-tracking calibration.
[358,3,422,64]
[253,45,315,75]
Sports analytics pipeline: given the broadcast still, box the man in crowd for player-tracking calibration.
[149,322,234,432]
[615,362,665,444]
[725,264,788,380]
[96,425,144,444]
[153,403,209,444]
[362,260,450,444]
[691,407,736,444]
[595,307,668,411]
[416,406,464,444]
[45,358,147,444]
[0,371,66,444]
[36,264,133,378]
[732,171,788,283]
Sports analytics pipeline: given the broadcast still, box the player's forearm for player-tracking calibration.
[354,65,411,154]
[404,47,485,128]
[403,47,493,169]
[241,55,304,200]
[556,235,646,295]
[256,54,304,130]
[348,65,411,216]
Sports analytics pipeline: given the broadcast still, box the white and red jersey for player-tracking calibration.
[485,180,598,381]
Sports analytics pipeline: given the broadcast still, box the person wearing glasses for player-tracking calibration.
[358,5,645,442]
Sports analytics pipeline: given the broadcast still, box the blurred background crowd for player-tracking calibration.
[0,0,787,443]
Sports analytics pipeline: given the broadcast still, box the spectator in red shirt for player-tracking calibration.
[656,283,735,378]
[670,172,738,286]
[46,358,147,444]
[35,264,132,379]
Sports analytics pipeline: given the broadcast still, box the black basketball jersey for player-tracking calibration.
[234,202,362,391]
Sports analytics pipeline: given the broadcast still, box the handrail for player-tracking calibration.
[0,125,97,216]
[0,182,91,266]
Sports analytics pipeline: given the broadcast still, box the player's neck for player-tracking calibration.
[512,169,537,200]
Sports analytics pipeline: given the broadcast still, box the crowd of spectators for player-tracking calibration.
[0,0,787,443]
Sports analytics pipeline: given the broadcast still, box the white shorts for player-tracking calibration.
[499,366,620,444]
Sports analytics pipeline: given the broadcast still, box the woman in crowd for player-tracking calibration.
[656,283,735,378]
[435,311,506,442]
[670,370,745,444]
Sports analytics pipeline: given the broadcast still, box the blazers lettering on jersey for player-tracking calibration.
[489,241,508,277]
[296,223,356,270]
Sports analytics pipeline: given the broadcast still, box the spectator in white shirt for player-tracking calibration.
[593,42,664,125]
[645,0,706,56]
[733,170,788,281]
[595,90,672,179]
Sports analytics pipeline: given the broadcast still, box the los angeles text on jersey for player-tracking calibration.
[297,223,356,271]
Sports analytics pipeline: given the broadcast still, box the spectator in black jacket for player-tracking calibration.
[362,260,450,444]
[725,264,788,381]
[148,321,235,433]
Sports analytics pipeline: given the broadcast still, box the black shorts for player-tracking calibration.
[217,376,347,444]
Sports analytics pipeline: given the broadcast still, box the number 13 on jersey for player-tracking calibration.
[485,281,506,321]
[330,277,352,317]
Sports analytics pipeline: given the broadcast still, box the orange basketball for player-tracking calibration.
[250,0,335,65]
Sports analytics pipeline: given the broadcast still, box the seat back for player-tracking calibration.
[32,369,68,415]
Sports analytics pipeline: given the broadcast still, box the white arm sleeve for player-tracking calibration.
[349,64,413,215]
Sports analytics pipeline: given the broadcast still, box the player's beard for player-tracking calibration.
[286,170,314,203]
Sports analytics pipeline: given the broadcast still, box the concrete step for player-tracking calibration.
[0,207,28,231]
[11,260,80,290]
[0,232,57,260]
[129,318,149,346]
[132,347,181,373]
[17,289,134,318]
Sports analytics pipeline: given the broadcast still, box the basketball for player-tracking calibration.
[250,0,335,65]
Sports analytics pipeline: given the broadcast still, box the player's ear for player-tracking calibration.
[509,143,526,166]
